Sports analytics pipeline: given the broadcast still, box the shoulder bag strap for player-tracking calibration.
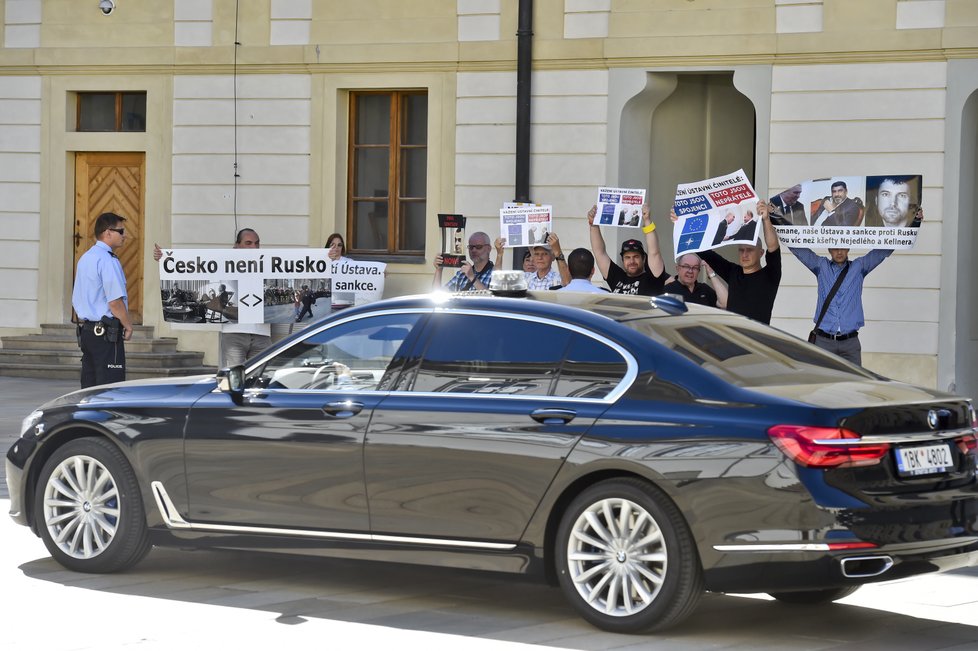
[813,261,850,332]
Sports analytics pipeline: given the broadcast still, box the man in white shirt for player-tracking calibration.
[558,248,606,293]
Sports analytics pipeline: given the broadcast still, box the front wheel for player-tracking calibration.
[34,437,150,573]
[555,478,703,633]
[769,586,861,604]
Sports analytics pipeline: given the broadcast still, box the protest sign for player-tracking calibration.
[595,187,646,227]
[499,204,553,247]
[770,174,922,250]
[158,248,385,325]
[672,169,760,257]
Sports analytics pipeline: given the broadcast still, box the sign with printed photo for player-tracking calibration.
[499,204,553,247]
[672,169,760,257]
[770,174,923,250]
[595,187,646,227]
[158,248,385,325]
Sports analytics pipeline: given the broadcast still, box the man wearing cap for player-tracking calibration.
[524,233,569,290]
[587,203,668,296]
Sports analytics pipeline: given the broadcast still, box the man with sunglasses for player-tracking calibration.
[72,212,134,387]
[432,231,495,291]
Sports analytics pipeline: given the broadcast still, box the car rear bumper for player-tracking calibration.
[703,537,978,593]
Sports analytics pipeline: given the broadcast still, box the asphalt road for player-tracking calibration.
[3,376,978,649]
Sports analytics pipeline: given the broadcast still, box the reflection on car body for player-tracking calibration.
[6,287,978,634]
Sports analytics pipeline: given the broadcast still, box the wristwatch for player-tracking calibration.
[555,254,565,262]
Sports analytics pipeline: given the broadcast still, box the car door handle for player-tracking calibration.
[530,408,576,425]
[323,400,363,418]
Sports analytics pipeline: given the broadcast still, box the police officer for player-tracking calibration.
[72,212,134,387]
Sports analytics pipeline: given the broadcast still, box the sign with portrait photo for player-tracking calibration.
[770,174,923,250]
[595,187,646,227]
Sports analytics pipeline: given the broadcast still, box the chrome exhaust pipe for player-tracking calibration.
[840,555,894,578]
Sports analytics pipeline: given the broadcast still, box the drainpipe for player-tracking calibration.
[515,0,533,203]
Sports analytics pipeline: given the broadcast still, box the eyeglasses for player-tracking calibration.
[467,244,488,250]
[678,264,701,271]
[108,228,125,235]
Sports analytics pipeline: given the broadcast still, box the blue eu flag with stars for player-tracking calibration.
[676,214,708,254]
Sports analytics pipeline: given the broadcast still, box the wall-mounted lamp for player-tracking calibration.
[98,0,115,15]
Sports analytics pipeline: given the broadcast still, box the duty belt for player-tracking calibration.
[79,319,107,336]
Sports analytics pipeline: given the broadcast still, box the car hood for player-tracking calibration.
[38,374,219,410]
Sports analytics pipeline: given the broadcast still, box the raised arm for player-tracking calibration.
[547,232,571,286]
[494,237,506,270]
[588,204,612,279]
[758,199,779,253]
[641,204,665,277]
[704,261,728,309]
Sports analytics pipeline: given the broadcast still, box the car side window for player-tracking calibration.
[408,314,571,395]
[553,333,627,399]
[248,313,421,391]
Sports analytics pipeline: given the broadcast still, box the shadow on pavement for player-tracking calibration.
[16,545,978,650]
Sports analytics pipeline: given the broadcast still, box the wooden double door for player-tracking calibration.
[73,152,145,323]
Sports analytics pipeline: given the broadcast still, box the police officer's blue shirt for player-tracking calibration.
[72,240,128,321]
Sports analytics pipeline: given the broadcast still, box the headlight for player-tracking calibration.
[21,410,44,437]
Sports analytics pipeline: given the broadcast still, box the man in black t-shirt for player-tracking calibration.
[587,203,669,296]
[698,200,781,324]
[663,253,726,308]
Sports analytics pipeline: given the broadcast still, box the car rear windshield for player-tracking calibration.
[620,315,878,387]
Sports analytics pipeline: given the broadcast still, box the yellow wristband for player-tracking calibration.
[642,222,656,234]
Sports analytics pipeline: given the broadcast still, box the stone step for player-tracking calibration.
[0,362,216,381]
[0,348,206,369]
[1,334,179,354]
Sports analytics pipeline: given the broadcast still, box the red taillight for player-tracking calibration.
[956,433,977,455]
[767,425,890,468]
[826,541,878,551]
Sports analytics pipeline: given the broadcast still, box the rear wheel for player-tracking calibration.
[33,438,150,573]
[555,478,703,633]
[769,586,861,604]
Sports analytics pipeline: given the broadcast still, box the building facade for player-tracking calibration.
[1,0,976,398]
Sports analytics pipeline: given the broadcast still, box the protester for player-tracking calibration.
[588,203,668,295]
[679,199,782,324]
[558,248,607,293]
[154,227,271,367]
[72,212,134,388]
[662,253,727,308]
[433,231,494,291]
[325,232,352,264]
[789,208,923,364]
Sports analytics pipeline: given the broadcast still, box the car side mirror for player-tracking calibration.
[217,365,246,404]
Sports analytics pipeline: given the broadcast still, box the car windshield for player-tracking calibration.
[621,314,878,388]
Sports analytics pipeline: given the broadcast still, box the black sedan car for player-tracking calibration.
[6,288,978,633]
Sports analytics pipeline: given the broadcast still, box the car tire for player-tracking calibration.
[555,478,703,633]
[33,437,151,573]
[768,585,861,604]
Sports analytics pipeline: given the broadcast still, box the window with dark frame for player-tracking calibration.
[76,92,147,132]
[348,91,428,257]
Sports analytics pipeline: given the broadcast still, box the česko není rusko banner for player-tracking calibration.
[158,248,385,325]
[499,204,553,247]
[769,174,922,250]
[672,169,761,257]
[595,187,646,227]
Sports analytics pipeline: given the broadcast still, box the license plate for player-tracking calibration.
[894,443,953,477]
